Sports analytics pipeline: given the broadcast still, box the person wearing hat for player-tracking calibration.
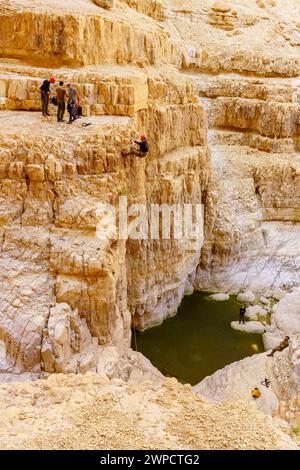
[40,76,56,117]
[133,135,149,157]
[251,388,261,400]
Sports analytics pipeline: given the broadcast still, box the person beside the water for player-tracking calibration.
[40,76,56,117]
[267,336,290,357]
[239,305,246,324]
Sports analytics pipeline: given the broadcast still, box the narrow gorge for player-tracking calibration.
[0,0,299,450]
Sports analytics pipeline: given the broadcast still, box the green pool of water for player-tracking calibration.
[132,291,264,386]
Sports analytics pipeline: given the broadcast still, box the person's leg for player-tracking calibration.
[57,103,61,122]
[243,316,245,324]
[61,103,65,121]
[42,92,47,115]
[68,101,75,123]
[138,151,147,158]
[67,103,73,123]
[41,93,44,115]
[45,93,49,115]
[58,103,65,121]
[71,104,76,122]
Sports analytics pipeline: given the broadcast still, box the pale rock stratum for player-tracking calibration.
[0,0,300,449]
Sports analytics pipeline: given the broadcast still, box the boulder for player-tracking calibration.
[260,296,270,306]
[272,289,287,301]
[212,2,231,13]
[231,321,265,334]
[274,287,300,335]
[41,303,98,373]
[272,303,278,313]
[246,305,269,321]
[263,332,283,350]
[209,293,230,301]
[93,0,114,9]
[237,290,256,304]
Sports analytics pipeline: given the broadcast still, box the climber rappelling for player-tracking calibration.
[122,134,149,158]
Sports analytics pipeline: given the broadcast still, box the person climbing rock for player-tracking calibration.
[56,81,67,122]
[267,336,289,357]
[40,76,56,117]
[134,134,149,157]
[122,135,149,158]
[251,388,261,400]
[239,306,246,324]
[66,83,80,124]
[260,378,270,388]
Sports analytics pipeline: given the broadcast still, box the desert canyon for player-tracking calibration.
[0,0,300,450]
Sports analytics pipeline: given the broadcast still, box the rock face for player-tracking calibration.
[41,303,99,374]
[0,1,211,372]
[93,0,114,9]
[273,288,300,335]
[194,352,279,415]
[0,0,299,393]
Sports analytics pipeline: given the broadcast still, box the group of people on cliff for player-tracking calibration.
[40,76,81,124]
[40,76,149,157]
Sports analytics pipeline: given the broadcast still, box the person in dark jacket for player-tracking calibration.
[40,76,56,117]
[121,134,149,158]
[239,306,246,324]
[134,135,149,157]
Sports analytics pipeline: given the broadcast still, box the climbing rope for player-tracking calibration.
[132,313,139,353]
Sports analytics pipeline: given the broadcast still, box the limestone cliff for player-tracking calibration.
[1,0,300,449]
[0,0,211,374]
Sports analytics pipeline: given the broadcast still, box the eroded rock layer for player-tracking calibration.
[0,0,300,420]
[0,1,212,373]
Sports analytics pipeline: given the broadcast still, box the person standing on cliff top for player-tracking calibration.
[267,336,290,357]
[40,76,56,117]
[56,81,67,122]
[239,305,246,324]
[66,83,80,124]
